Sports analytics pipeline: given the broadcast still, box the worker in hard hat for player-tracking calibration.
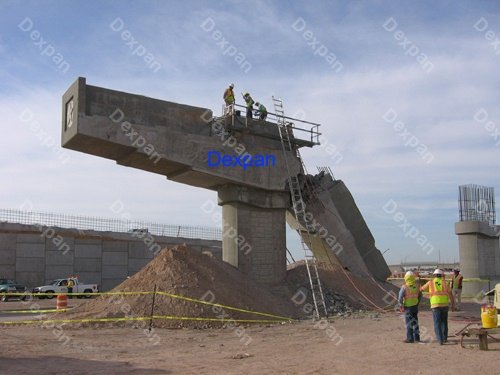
[242,92,254,119]
[398,271,422,343]
[223,83,235,115]
[255,102,267,121]
[420,269,456,345]
[451,269,463,310]
[67,277,74,299]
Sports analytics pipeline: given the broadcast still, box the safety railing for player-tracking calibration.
[222,103,321,145]
[0,208,222,241]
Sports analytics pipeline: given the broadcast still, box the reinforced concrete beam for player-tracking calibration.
[61,77,300,191]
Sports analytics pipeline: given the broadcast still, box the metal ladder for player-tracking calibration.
[286,247,296,265]
[272,96,328,319]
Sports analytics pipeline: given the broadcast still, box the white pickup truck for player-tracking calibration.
[33,278,99,299]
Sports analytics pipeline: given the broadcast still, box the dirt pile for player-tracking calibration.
[64,245,298,328]
[286,261,398,315]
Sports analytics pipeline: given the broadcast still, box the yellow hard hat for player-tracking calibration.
[404,271,415,283]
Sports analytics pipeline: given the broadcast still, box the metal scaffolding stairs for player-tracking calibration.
[272,96,328,319]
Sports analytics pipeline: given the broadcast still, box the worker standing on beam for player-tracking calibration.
[223,83,235,115]
[255,102,267,121]
[242,92,254,119]
[420,269,456,345]
[398,271,422,343]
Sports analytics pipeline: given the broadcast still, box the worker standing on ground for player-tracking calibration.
[67,277,74,299]
[242,92,254,119]
[451,269,463,310]
[223,83,235,115]
[398,271,422,343]
[255,102,268,121]
[420,269,456,345]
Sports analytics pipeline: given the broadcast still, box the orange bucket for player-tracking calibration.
[481,305,498,328]
[56,294,68,312]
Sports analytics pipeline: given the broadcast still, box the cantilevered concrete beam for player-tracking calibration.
[61,77,303,284]
[62,77,301,191]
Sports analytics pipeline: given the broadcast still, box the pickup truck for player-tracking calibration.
[0,279,28,302]
[33,278,99,299]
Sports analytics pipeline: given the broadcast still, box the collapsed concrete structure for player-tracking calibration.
[61,77,390,284]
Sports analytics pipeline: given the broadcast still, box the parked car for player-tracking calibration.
[0,279,28,302]
[33,277,98,299]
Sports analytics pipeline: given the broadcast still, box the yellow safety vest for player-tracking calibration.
[403,284,419,307]
[452,275,463,289]
[224,88,235,104]
[429,278,449,308]
[244,95,254,108]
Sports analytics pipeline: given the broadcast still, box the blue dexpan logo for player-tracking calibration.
[207,151,276,170]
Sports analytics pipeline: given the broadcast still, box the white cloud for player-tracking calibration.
[0,1,499,266]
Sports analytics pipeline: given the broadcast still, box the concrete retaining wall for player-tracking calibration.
[0,222,221,290]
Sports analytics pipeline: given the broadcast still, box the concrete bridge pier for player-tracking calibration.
[218,185,289,285]
[455,221,500,297]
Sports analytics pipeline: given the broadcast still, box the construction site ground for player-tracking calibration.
[1,299,499,375]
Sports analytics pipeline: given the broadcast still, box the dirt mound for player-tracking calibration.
[287,261,398,314]
[63,245,298,328]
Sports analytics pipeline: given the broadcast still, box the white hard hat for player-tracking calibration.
[433,269,444,275]
[405,271,414,277]
[230,83,234,88]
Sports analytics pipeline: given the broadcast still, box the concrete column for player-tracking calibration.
[456,221,500,297]
[218,185,289,285]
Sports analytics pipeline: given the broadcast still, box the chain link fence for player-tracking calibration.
[0,208,222,241]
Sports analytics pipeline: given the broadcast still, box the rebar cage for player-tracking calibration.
[458,184,496,226]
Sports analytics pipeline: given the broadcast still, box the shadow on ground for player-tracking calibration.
[0,356,169,375]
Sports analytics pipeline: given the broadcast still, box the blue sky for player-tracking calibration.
[1,0,499,265]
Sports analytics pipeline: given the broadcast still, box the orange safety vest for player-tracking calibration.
[428,278,449,308]
[403,284,419,307]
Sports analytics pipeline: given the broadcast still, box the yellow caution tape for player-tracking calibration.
[154,291,292,321]
[3,290,293,322]
[387,277,490,283]
[1,309,70,314]
[0,315,291,325]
